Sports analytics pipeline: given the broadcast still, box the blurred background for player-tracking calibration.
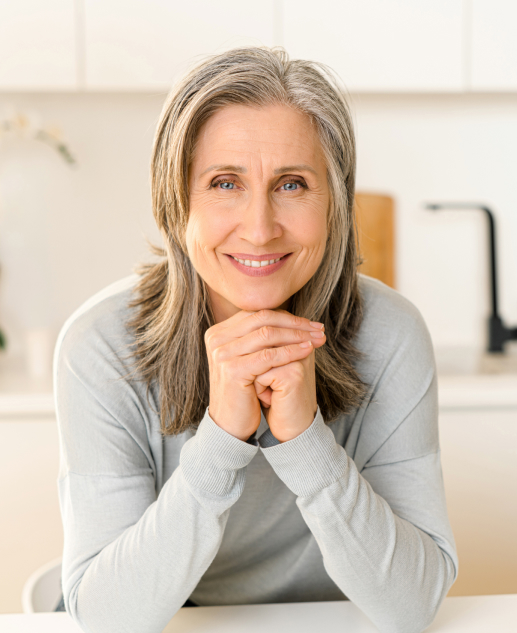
[0,0,516,615]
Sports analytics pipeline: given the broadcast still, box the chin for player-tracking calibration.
[233,294,288,312]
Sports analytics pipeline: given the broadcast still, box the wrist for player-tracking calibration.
[208,406,259,443]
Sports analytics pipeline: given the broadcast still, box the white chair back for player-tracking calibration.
[22,557,63,613]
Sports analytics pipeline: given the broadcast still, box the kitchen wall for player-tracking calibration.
[0,90,516,360]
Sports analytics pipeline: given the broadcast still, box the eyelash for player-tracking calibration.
[210,177,308,190]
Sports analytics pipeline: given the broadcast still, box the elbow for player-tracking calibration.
[376,564,457,633]
[376,604,442,633]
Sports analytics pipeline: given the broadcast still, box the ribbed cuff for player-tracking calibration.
[259,406,349,497]
[180,407,259,497]
[257,428,280,448]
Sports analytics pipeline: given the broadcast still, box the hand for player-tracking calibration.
[254,309,324,442]
[205,309,326,441]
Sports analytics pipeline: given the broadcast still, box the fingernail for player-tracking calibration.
[310,331,324,338]
[299,341,312,348]
[310,321,324,329]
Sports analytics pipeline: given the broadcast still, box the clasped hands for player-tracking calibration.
[205,309,326,443]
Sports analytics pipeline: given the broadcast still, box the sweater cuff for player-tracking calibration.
[259,406,349,497]
[180,407,259,497]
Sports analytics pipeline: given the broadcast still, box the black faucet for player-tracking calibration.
[425,202,517,353]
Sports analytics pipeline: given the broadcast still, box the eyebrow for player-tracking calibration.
[199,164,317,177]
[200,164,246,176]
[274,164,317,175]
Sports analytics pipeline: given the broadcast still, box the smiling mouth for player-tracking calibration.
[228,254,289,268]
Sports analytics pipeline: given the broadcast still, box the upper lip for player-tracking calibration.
[226,253,290,261]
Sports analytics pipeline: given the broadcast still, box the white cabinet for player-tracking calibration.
[0,0,77,90]
[3,0,517,94]
[83,0,277,90]
[282,0,465,92]
[470,0,517,91]
[439,407,517,596]
[0,418,62,614]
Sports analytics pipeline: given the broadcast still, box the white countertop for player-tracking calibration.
[435,345,517,409]
[1,594,516,632]
[1,346,517,418]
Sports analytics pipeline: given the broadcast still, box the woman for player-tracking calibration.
[54,47,458,633]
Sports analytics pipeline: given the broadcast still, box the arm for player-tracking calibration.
[258,324,458,633]
[55,325,258,633]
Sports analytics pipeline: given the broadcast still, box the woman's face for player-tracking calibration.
[187,102,329,324]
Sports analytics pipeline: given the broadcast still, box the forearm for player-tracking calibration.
[62,410,258,633]
[260,409,458,633]
[298,461,456,633]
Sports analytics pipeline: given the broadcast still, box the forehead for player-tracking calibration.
[192,102,325,168]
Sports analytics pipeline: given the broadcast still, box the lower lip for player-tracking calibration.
[226,253,292,277]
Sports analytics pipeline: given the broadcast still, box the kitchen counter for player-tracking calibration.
[435,343,517,376]
[0,356,54,418]
[2,594,516,632]
[435,345,517,409]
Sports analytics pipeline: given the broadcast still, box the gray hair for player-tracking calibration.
[125,46,368,435]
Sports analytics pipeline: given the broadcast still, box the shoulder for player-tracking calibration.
[355,273,435,374]
[53,274,140,374]
[349,275,438,468]
[357,273,428,339]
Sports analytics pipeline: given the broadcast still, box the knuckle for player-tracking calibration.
[291,315,303,328]
[280,345,294,359]
[259,347,275,363]
[293,328,305,341]
[290,361,305,379]
[254,309,273,323]
[220,360,236,380]
[258,325,274,341]
[204,327,218,351]
[211,346,225,364]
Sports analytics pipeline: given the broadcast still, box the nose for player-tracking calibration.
[239,189,282,246]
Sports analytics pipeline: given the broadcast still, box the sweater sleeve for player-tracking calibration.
[55,322,258,633]
[258,314,459,633]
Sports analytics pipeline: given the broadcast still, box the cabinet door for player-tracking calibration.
[0,0,77,90]
[438,408,517,596]
[0,419,62,614]
[283,0,464,92]
[470,0,517,91]
[84,0,276,90]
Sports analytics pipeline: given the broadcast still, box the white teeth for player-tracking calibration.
[232,256,283,267]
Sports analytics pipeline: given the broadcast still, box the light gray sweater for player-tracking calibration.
[54,273,458,633]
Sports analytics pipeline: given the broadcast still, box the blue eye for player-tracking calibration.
[282,182,299,191]
[218,181,234,189]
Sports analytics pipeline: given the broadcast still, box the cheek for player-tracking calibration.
[186,207,231,260]
[291,206,328,251]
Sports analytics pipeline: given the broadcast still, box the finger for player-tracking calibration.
[226,309,324,341]
[238,340,315,380]
[255,348,313,394]
[216,325,325,362]
[256,385,273,407]
[217,309,258,329]
[207,308,324,358]
[204,309,258,353]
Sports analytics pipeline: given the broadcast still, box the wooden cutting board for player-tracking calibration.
[354,192,395,288]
